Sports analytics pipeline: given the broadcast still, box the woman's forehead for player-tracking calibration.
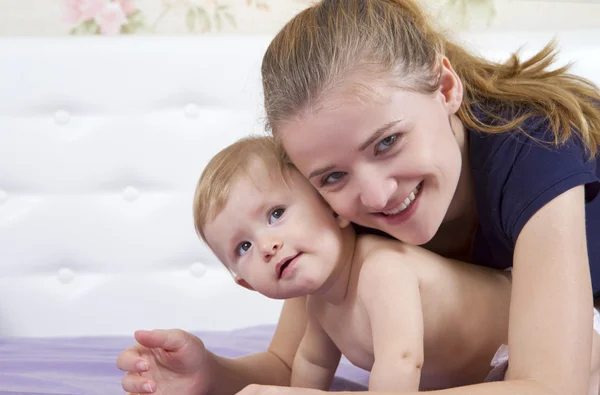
[281,96,407,151]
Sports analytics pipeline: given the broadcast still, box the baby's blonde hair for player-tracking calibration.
[193,135,290,243]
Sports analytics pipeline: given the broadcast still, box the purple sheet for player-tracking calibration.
[0,325,369,394]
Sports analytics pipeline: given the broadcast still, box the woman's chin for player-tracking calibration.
[388,227,436,246]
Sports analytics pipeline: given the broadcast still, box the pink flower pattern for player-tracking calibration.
[95,2,129,35]
[63,0,139,35]
[62,0,317,36]
[115,0,137,15]
[62,0,109,24]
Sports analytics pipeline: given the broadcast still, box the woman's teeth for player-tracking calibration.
[383,184,421,216]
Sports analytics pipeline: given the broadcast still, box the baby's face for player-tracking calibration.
[204,159,350,299]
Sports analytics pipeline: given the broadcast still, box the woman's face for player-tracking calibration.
[279,59,466,245]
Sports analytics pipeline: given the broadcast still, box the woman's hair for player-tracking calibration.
[261,0,600,156]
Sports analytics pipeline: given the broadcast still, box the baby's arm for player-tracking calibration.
[291,307,341,390]
[359,249,424,392]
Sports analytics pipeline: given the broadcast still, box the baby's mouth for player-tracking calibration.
[277,253,301,278]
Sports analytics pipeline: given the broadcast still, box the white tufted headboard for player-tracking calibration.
[1,30,599,338]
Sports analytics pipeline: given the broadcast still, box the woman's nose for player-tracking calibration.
[358,173,397,210]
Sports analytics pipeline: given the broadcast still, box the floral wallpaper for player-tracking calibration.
[0,0,598,36]
[61,0,499,35]
[60,0,315,35]
[62,0,297,35]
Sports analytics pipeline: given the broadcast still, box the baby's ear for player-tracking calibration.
[234,276,255,291]
[336,214,351,228]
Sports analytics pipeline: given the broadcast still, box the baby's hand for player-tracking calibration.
[116,328,214,395]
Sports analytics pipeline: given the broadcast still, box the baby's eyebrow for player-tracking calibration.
[223,230,243,257]
[250,201,269,220]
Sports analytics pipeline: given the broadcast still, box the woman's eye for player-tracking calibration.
[322,171,346,186]
[375,134,398,154]
[269,208,285,224]
[237,241,252,256]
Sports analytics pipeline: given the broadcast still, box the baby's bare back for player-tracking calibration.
[406,240,512,388]
[315,235,511,390]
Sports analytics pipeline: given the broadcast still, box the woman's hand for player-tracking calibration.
[117,328,214,395]
[237,384,326,395]
[116,297,310,395]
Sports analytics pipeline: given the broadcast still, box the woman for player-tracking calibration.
[117,1,600,394]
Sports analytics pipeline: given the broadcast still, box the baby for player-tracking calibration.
[193,136,599,392]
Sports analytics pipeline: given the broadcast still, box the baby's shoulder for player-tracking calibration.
[354,235,420,292]
[355,233,415,263]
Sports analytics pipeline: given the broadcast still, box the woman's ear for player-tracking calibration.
[438,56,463,115]
[234,276,255,291]
[336,214,351,228]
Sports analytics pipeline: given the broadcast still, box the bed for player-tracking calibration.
[1,30,599,393]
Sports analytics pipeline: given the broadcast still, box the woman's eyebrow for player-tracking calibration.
[308,119,403,179]
[358,120,402,152]
[308,164,335,180]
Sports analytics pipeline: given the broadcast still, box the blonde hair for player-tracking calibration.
[193,136,289,243]
[261,0,600,157]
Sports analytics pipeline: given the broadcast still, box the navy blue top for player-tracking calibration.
[469,105,600,297]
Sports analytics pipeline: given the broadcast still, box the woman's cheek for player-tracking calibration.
[325,193,354,219]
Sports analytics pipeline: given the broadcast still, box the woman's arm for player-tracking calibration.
[236,185,593,395]
[291,308,341,389]
[118,296,308,395]
[210,296,308,394]
[503,184,592,394]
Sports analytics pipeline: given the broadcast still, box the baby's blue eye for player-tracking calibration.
[323,171,346,185]
[237,241,252,256]
[269,208,285,224]
[375,134,397,154]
